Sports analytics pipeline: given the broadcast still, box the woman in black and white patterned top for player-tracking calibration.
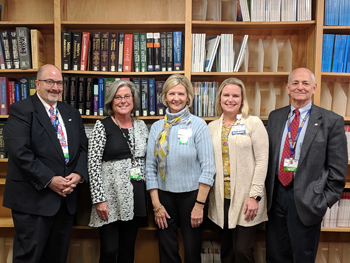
[88,79,148,263]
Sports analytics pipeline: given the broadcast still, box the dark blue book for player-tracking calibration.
[148,78,156,116]
[332,34,347,73]
[156,81,165,116]
[173,31,182,71]
[141,78,148,116]
[14,83,20,102]
[132,78,141,117]
[18,77,29,100]
[98,77,104,116]
[342,35,350,72]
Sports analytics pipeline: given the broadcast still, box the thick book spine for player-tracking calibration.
[173,31,182,71]
[7,80,15,107]
[133,33,141,72]
[0,121,6,158]
[109,32,118,72]
[141,78,149,116]
[78,76,86,115]
[153,33,161,71]
[156,81,165,116]
[9,31,20,69]
[61,31,72,70]
[148,78,156,116]
[16,27,32,69]
[31,29,45,69]
[160,32,167,71]
[93,84,99,116]
[85,77,93,115]
[80,32,90,71]
[104,78,115,95]
[0,77,8,115]
[140,33,147,72]
[146,33,154,71]
[0,31,13,69]
[14,83,20,102]
[72,32,82,71]
[69,76,78,108]
[117,33,124,72]
[28,77,36,96]
[92,32,101,71]
[132,78,141,117]
[98,77,104,116]
[0,41,5,69]
[166,32,173,71]
[62,75,70,104]
[18,77,29,100]
[101,32,110,72]
[123,33,133,72]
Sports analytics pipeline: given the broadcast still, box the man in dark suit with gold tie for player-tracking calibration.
[265,68,348,262]
[3,64,88,262]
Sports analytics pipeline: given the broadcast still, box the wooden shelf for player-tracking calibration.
[192,20,316,30]
[0,178,5,185]
[191,72,290,77]
[61,21,185,31]
[0,217,13,228]
[62,70,185,76]
[321,227,350,232]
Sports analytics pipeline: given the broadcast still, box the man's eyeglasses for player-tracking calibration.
[38,79,63,88]
[114,94,133,102]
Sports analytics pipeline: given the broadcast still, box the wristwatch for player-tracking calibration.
[254,196,262,202]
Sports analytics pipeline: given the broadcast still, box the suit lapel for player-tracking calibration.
[298,105,322,166]
[57,102,74,163]
[32,94,65,163]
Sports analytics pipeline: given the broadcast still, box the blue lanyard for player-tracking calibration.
[287,109,311,157]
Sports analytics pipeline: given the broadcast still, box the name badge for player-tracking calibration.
[231,124,246,135]
[283,158,298,172]
[178,128,192,145]
[130,166,141,179]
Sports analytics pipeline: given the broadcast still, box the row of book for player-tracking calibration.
[62,76,166,117]
[322,192,350,228]
[61,31,183,73]
[321,34,350,73]
[321,82,350,118]
[193,81,218,117]
[0,28,45,70]
[193,34,292,73]
[193,0,312,22]
[324,0,350,26]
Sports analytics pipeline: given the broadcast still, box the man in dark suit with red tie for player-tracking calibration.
[3,64,88,262]
[265,68,348,262]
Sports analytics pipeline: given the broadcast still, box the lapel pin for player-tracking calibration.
[314,123,318,126]
[69,119,72,121]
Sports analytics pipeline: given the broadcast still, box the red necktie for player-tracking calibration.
[278,109,300,186]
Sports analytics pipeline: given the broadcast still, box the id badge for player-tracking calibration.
[178,128,192,145]
[231,124,246,135]
[130,166,141,179]
[283,158,298,172]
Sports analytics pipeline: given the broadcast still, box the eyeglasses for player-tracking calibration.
[38,79,63,88]
[114,94,133,102]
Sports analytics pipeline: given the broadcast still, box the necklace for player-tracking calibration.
[222,117,237,128]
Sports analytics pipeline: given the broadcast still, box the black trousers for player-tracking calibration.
[219,198,260,263]
[12,199,74,263]
[98,216,141,263]
[266,181,321,263]
[157,189,203,263]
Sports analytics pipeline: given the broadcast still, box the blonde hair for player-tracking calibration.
[162,74,194,108]
[215,77,249,118]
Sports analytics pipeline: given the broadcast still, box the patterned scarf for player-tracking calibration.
[154,108,188,179]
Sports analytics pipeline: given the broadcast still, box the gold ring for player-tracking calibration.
[198,221,200,224]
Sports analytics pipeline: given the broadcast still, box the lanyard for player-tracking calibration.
[112,116,137,166]
[287,109,311,157]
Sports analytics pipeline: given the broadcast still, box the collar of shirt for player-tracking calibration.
[290,101,312,121]
[36,93,58,117]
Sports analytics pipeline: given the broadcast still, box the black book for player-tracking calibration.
[62,75,70,104]
[69,76,78,108]
[77,76,86,115]
[85,77,94,115]
[72,32,82,71]
[61,31,72,70]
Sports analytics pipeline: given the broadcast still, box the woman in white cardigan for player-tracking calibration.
[208,77,269,263]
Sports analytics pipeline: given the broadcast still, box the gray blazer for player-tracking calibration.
[266,104,348,226]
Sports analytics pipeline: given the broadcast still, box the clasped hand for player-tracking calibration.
[49,173,82,197]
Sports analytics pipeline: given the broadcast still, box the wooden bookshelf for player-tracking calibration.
[1,0,350,262]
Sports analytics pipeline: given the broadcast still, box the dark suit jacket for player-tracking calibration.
[266,104,348,226]
[3,93,88,216]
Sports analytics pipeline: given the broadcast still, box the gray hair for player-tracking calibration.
[104,79,139,116]
[288,68,315,85]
